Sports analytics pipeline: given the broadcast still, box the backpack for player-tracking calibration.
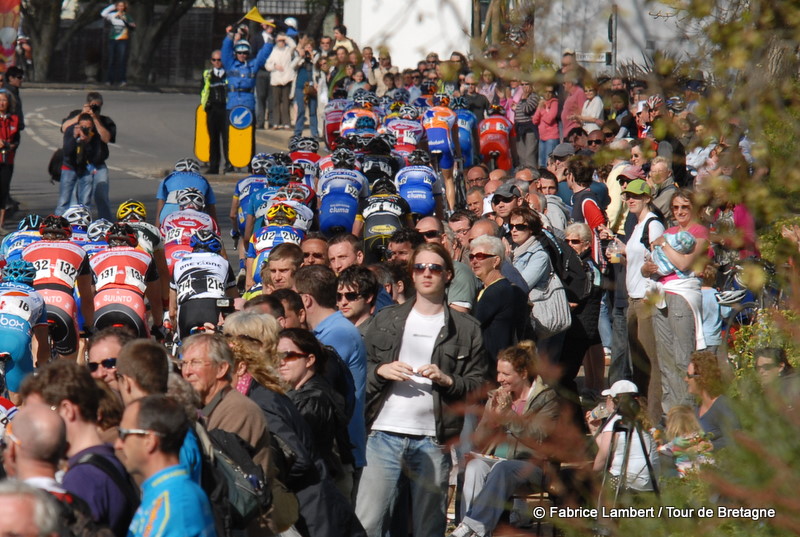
[194,423,271,536]
[49,490,115,537]
[73,453,140,510]
[640,213,666,250]
[321,344,356,422]
[540,229,591,303]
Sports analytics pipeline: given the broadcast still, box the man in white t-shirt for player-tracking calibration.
[356,243,488,537]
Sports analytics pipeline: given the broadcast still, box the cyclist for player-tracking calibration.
[160,188,220,276]
[323,88,350,150]
[395,149,445,219]
[62,204,92,246]
[422,92,461,209]
[231,153,271,276]
[384,104,426,161]
[268,186,315,232]
[170,230,237,340]
[22,215,94,360]
[242,164,292,247]
[173,157,202,174]
[83,218,112,258]
[359,133,401,188]
[155,169,218,226]
[245,202,304,289]
[354,178,413,263]
[89,223,162,338]
[0,214,42,263]
[478,104,515,172]
[289,136,322,189]
[413,79,437,110]
[317,148,369,236]
[340,92,380,139]
[452,96,478,168]
[0,259,48,402]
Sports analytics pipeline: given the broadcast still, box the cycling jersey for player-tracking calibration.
[317,168,370,199]
[340,108,380,139]
[323,98,350,150]
[0,281,47,392]
[233,174,269,233]
[359,154,401,185]
[455,109,478,167]
[423,106,458,169]
[90,246,158,337]
[128,221,164,256]
[156,171,217,223]
[246,225,304,284]
[262,198,314,232]
[395,165,443,216]
[160,209,219,276]
[478,115,515,171]
[289,151,321,190]
[22,240,90,356]
[245,184,283,230]
[413,95,434,110]
[81,241,109,259]
[384,118,425,155]
[0,230,41,263]
[172,252,236,338]
[358,193,411,261]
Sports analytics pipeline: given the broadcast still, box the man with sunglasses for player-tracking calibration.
[200,49,231,174]
[336,264,380,337]
[461,73,490,122]
[357,242,487,537]
[87,327,134,392]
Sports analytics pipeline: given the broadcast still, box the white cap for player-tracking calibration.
[284,17,297,29]
[602,380,639,398]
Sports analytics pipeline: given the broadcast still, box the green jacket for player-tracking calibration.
[364,299,489,443]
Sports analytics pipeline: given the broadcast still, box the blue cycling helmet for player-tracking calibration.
[355,116,377,131]
[190,230,222,253]
[18,214,42,231]
[267,165,292,186]
[2,259,36,285]
[87,219,113,242]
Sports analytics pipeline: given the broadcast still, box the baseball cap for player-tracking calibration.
[621,179,652,196]
[618,164,645,180]
[602,380,639,398]
[551,143,575,159]
[492,183,521,200]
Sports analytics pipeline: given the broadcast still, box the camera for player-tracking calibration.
[80,126,91,135]
[216,297,236,318]
[89,104,100,113]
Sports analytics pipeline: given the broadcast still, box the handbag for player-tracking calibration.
[529,270,572,339]
[303,81,317,101]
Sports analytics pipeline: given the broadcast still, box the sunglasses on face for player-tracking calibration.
[509,224,529,231]
[211,58,222,62]
[566,239,584,244]
[279,351,310,362]
[418,230,440,239]
[412,263,444,274]
[587,140,603,146]
[87,358,117,372]
[337,291,363,302]
[303,251,325,259]
[492,196,515,204]
[468,252,497,261]
[672,204,691,211]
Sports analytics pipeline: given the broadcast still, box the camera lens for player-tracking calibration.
[90,104,99,112]
[81,127,91,134]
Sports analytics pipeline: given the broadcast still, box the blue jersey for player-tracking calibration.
[246,225,304,284]
[127,465,216,537]
[317,169,369,199]
[221,36,274,111]
[455,109,478,167]
[246,184,282,230]
[0,281,48,392]
[0,230,41,263]
[157,171,217,223]
[233,174,269,232]
[318,180,360,235]
[395,165,440,216]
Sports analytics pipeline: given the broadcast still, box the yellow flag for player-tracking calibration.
[243,7,272,25]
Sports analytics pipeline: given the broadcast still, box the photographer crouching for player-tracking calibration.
[55,113,105,215]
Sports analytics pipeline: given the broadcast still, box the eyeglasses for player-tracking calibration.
[452,227,470,236]
[509,224,529,231]
[565,238,584,244]
[672,204,691,211]
[303,251,325,259]
[418,230,441,239]
[685,373,701,379]
[87,358,117,373]
[587,140,603,146]
[337,291,363,302]
[181,359,213,370]
[117,427,164,441]
[468,252,497,261]
[467,176,488,184]
[412,263,445,274]
[210,58,222,62]
[279,351,310,362]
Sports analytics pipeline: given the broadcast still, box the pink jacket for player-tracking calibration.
[532,97,559,141]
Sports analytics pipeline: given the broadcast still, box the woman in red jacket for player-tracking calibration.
[532,85,559,167]
[0,91,20,233]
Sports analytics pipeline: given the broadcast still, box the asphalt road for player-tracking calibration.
[13,87,293,252]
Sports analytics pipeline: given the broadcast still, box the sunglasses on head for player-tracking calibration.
[468,252,497,261]
[337,291,363,302]
[412,263,444,274]
[87,358,117,372]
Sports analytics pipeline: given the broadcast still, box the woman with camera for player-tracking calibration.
[0,91,20,234]
[291,37,320,139]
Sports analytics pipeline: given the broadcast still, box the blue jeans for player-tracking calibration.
[55,168,93,215]
[609,303,631,385]
[91,165,112,220]
[355,431,451,537]
[107,39,128,84]
[599,292,613,351]
[294,95,319,137]
[538,138,559,167]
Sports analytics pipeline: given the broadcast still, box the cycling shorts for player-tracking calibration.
[398,186,436,217]
[177,298,220,340]
[479,137,513,171]
[319,195,359,236]
[93,289,148,338]
[427,128,455,169]
[40,289,79,356]
[0,315,34,393]
[363,234,392,264]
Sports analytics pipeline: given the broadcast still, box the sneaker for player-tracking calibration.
[448,523,477,537]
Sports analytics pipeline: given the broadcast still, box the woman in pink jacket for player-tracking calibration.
[532,85,559,167]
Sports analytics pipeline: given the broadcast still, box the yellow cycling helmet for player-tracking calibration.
[117,199,147,222]
[266,203,298,225]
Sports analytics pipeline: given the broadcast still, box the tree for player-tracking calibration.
[126,0,196,84]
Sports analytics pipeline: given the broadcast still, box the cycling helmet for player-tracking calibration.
[234,40,251,54]
[421,79,437,95]
[87,219,113,242]
[451,96,467,110]
[355,116,377,131]
[507,27,526,47]
[267,165,292,186]
[117,199,147,222]
[666,95,685,113]
[715,289,749,307]
[17,214,42,231]
[408,149,431,166]
[288,136,301,152]
[266,202,298,225]
[646,94,664,110]
[487,104,506,116]
[331,148,356,169]
[351,132,375,149]
[392,88,410,104]
[371,177,397,195]
[40,215,72,238]
[295,136,319,153]
[176,187,206,210]
[2,259,36,285]
[285,163,306,181]
[379,95,394,109]
[272,152,293,166]
[273,185,310,204]
[250,153,272,175]
[353,95,373,110]
[190,230,222,253]
[433,92,451,107]
[106,222,139,248]
[174,158,201,173]
[398,105,419,121]
[62,205,92,228]
[375,131,396,150]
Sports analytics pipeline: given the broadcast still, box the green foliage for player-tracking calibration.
[730,310,800,372]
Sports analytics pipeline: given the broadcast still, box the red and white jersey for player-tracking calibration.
[22,240,90,292]
[384,118,425,153]
[89,246,158,294]
[160,209,219,247]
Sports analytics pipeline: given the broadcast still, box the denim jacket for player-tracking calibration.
[512,235,551,291]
